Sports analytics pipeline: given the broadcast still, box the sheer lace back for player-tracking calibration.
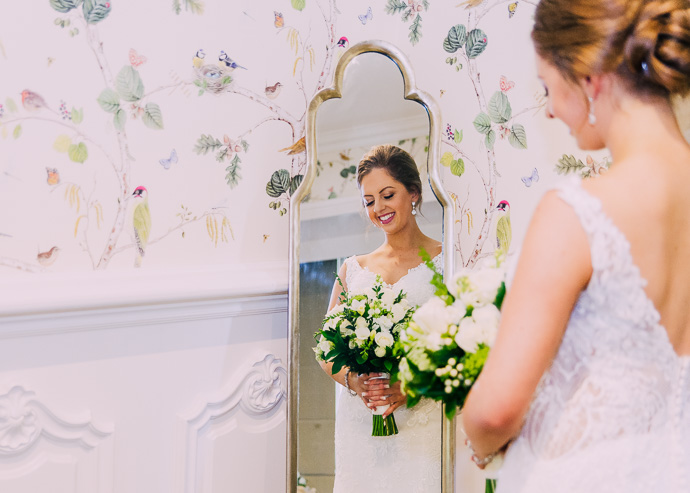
[499,178,690,493]
[332,253,443,493]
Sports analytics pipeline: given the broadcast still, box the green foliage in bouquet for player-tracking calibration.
[397,249,506,420]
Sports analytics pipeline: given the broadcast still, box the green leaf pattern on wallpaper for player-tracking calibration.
[439,5,545,267]
[386,0,430,45]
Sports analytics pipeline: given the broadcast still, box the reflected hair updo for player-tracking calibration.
[356,144,423,210]
[532,0,690,98]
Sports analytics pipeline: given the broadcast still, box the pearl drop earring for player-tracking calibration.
[411,201,417,216]
[588,96,596,125]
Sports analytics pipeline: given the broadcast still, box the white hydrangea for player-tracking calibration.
[454,317,484,353]
[468,267,504,305]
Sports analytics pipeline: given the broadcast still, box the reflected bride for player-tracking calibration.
[319,145,443,492]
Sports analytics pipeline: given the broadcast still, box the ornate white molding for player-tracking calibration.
[0,386,112,456]
[176,354,287,493]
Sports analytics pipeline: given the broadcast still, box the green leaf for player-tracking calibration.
[509,124,528,149]
[12,124,21,139]
[485,129,496,150]
[97,88,120,113]
[71,107,83,124]
[454,128,463,144]
[488,91,512,124]
[142,102,164,130]
[555,154,585,174]
[440,151,454,167]
[68,142,88,163]
[443,24,467,53]
[450,158,465,177]
[5,98,18,113]
[270,169,290,195]
[225,159,242,188]
[50,0,82,13]
[289,174,304,196]
[472,113,491,134]
[82,0,111,24]
[291,0,306,11]
[465,28,488,59]
[194,134,222,155]
[384,360,393,372]
[53,134,72,152]
[115,66,145,102]
[409,15,422,45]
[113,108,126,131]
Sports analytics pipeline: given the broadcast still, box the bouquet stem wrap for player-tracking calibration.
[370,373,398,436]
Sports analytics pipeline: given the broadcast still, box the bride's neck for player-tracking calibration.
[383,223,426,256]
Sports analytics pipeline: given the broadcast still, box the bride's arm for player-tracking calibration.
[461,191,592,462]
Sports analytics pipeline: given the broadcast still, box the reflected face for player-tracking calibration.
[361,167,418,233]
[536,54,604,150]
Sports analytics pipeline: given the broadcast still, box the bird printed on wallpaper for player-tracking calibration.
[273,11,284,28]
[508,2,519,18]
[218,51,247,71]
[192,49,206,68]
[45,167,60,186]
[494,200,512,258]
[457,0,487,8]
[337,36,349,49]
[36,246,60,267]
[278,136,306,155]
[21,89,52,113]
[265,82,282,99]
[129,186,151,268]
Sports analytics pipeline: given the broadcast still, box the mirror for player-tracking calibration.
[288,41,455,493]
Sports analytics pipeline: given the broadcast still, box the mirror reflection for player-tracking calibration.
[297,52,444,493]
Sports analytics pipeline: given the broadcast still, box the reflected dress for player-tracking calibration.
[332,254,443,493]
[498,178,690,493]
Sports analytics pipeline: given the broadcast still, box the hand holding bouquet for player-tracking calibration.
[397,251,506,420]
[314,276,416,436]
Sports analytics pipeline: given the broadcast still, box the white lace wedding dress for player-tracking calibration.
[332,253,443,493]
[498,178,690,492]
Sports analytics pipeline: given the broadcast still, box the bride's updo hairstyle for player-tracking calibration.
[356,144,423,212]
[532,0,690,99]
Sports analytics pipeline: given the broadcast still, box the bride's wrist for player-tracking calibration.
[344,368,357,396]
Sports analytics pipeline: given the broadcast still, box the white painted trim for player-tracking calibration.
[0,262,288,331]
[317,115,429,153]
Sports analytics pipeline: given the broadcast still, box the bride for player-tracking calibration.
[462,0,690,491]
[319,144,443,492]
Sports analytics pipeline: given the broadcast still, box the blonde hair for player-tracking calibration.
[532,0,690,98]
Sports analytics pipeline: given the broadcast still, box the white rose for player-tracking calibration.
[469,268,504,305]
[351,299,366,315]
[472,304,501,346]
[444,301,467,326]
[318,339,332,354]
[391,303,408,323]
[375,316,393,331]
[455,317,483,353]
[374,346,386,357]
[354,318,370,339]
[348,340,357,349]
[375,331,394,348]
[380,288,397,307]
[412,297,449,335]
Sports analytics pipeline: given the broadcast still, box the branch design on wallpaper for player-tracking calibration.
[440,0,543,267]
[0,0,234,272]
[192,0,340,217]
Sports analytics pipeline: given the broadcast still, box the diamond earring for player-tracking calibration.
[588,96,596,125]
[411,201,417,216]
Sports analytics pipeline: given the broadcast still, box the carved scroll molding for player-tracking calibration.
[0,386,113,456]
[175,354,287,493]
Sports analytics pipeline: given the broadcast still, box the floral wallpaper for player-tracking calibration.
[0,0,623,281]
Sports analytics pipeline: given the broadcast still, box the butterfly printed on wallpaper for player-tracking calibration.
[274,11,284,28]
[500,75,515,93]
[359,7,373,25]
[508,2,519,18]
[521,167,539,187]
[159,149,178,170]
[129,48,147,67]
[46,167,60,186]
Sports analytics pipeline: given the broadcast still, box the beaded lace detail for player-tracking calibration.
[332,253,443,493]
[498,177,690,493]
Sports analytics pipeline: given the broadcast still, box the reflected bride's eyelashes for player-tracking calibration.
[364,194,395,207]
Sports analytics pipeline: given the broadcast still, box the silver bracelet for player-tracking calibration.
[344,369,357,396]
[466,438,496,467]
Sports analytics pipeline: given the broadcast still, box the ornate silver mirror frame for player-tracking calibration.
[287,39,456,493]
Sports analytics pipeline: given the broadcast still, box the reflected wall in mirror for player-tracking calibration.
[291,44,451,493]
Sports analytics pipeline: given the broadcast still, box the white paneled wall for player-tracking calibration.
[0,265,288,493]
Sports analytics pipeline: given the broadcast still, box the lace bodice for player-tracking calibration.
[499,177,690,493]
[332,253,443,493]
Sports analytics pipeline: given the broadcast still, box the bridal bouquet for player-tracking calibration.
[397,251,506,420]
[314,276,416,436]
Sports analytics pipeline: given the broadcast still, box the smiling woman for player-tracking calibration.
[288,41,454,493]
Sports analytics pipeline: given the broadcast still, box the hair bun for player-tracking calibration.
[625,0,690,96]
